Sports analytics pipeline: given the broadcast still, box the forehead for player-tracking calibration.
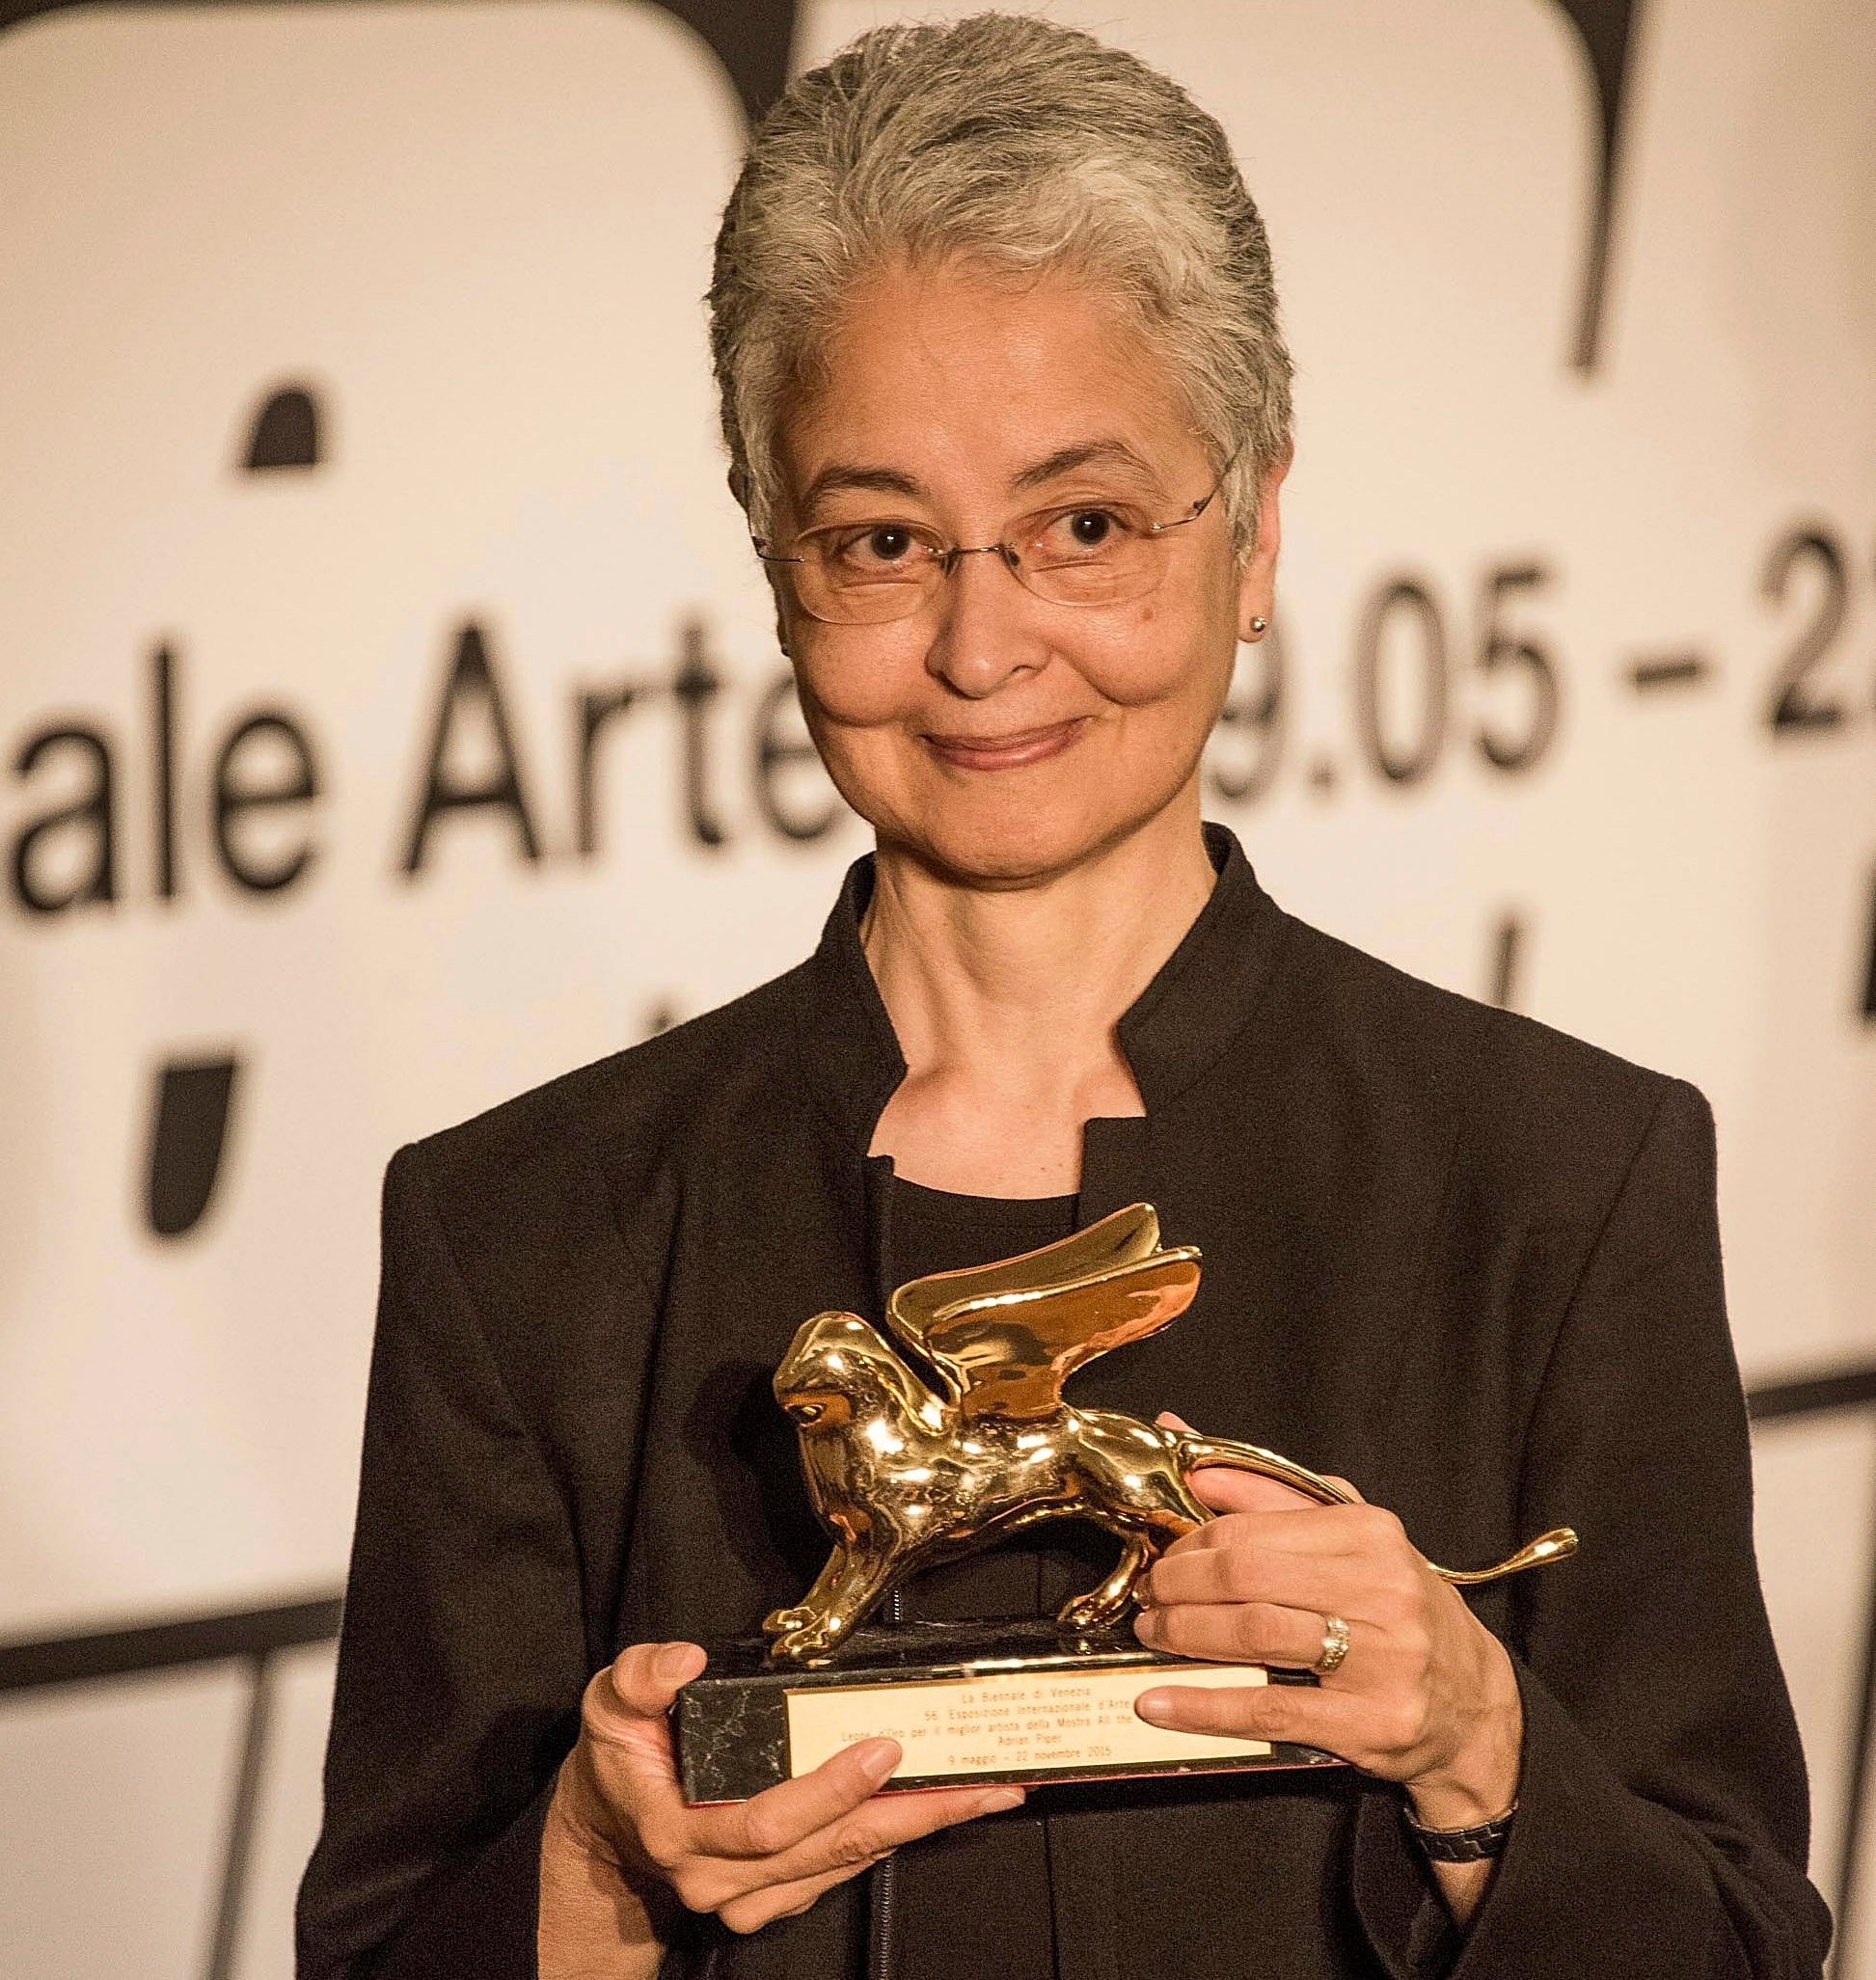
[776,257,1201,502]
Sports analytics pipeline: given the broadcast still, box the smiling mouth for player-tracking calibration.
[922,718,1091,771]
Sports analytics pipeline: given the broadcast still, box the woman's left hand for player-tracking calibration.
[1132,1436,1523,1839]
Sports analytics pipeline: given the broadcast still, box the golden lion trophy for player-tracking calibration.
[674,1204,1575,1804]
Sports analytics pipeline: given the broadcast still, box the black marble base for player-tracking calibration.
[674,1617,1343,1803]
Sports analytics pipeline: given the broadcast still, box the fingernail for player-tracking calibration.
[655,1643,702,1689]
[1134,1689,1175,1724]
[979,1786,1024,1812]
[856,1738,901,1784]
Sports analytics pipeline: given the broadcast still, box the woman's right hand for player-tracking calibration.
[540,1640,1024,1969]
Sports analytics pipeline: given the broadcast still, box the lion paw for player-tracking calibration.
[1055,1588,1133,1635]
[769,1618,842,1663]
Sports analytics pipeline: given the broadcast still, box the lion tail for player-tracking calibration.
[1170,1431,1579,1587]
[1170,1432,1355,1507]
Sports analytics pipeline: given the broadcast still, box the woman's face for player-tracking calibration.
[771,258,1283,887]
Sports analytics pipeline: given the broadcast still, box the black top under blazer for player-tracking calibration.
[296,825,1832,1979]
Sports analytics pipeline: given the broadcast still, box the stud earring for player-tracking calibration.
[1249,615,1267,637]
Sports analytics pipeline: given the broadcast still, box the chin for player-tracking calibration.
[889,795,1164,890]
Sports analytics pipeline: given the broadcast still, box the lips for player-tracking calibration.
[921,717,1090,771]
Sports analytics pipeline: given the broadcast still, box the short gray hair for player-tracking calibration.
[707,13,1292,556]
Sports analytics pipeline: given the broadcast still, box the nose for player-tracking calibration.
[921,544,1050,698]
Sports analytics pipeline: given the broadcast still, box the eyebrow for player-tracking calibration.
[1009,439,1158,491]
[797,463,927,512]
[795,438,1160,518]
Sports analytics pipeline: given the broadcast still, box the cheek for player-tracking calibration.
[1074,598,1234,712]
[791,631,927,730]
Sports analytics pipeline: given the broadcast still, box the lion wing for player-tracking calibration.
[885,1204,1203,1422]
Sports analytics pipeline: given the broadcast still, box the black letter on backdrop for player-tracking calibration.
[673,617,729,850]
[576,683,640,857]
[212,710,321,891]
[151,640,180,900]
[10,724,117,913]
[1862,868,1876,1023]
[401,621,544,873]
[753,673,839,842]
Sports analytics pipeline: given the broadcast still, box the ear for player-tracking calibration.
[1236,446,1291,643]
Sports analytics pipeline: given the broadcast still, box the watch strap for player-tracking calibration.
[1401,1801,1517,1861]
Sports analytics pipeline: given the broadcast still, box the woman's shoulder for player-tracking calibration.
[403,957,817,1210]
[1268,908,1705,1195]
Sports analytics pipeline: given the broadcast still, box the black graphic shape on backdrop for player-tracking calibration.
[1863,870,1876,1022]
[1548,0,1642,372]
[241,384,323,472]
[146,1054,241,1237]
[1488,912,1524,1010]
[401,622,545,872]
[0,0,794,126]
[651,0,797,125]
[0,0,1635,371]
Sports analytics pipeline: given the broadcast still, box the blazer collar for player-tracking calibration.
[791,822,1291,1149]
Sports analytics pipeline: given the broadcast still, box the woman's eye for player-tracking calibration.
[1068,509,1114,548]
[1037,506,1137,557]
[829,524,919,567]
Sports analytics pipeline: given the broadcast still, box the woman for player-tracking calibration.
[298,16,1829,1979]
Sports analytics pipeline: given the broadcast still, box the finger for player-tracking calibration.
[1133,1673,1370,1757]
[717,1862,857,1936]
[699,1778,1023,1912]
[582,1641,707,1793]
[774,1781,1025,1884]
[1186,1468,1366,1518]
[697,1738,908,1859]
[713,1788,1018,1939]
[1135,1597,1337,1670]
[1152,1521,1398,1612]
[1151,1530,1354,1605]
[1185,1469,1333,1515]
[1132,1584,1386,1663]
[593,1641,708,1726]
[566,1643,705,1874]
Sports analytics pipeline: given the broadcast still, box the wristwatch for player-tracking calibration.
[1401,1801,1517,1861]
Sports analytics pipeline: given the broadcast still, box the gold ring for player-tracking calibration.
[1316,1613,1350,1674]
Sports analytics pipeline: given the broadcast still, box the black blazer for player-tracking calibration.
[297,827,1830,1979]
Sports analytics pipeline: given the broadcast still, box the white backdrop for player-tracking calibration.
[0,1,1871,1973]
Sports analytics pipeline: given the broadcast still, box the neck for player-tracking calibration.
[863,795,1217,1113]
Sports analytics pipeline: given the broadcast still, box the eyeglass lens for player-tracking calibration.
[788,501,1196,625]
